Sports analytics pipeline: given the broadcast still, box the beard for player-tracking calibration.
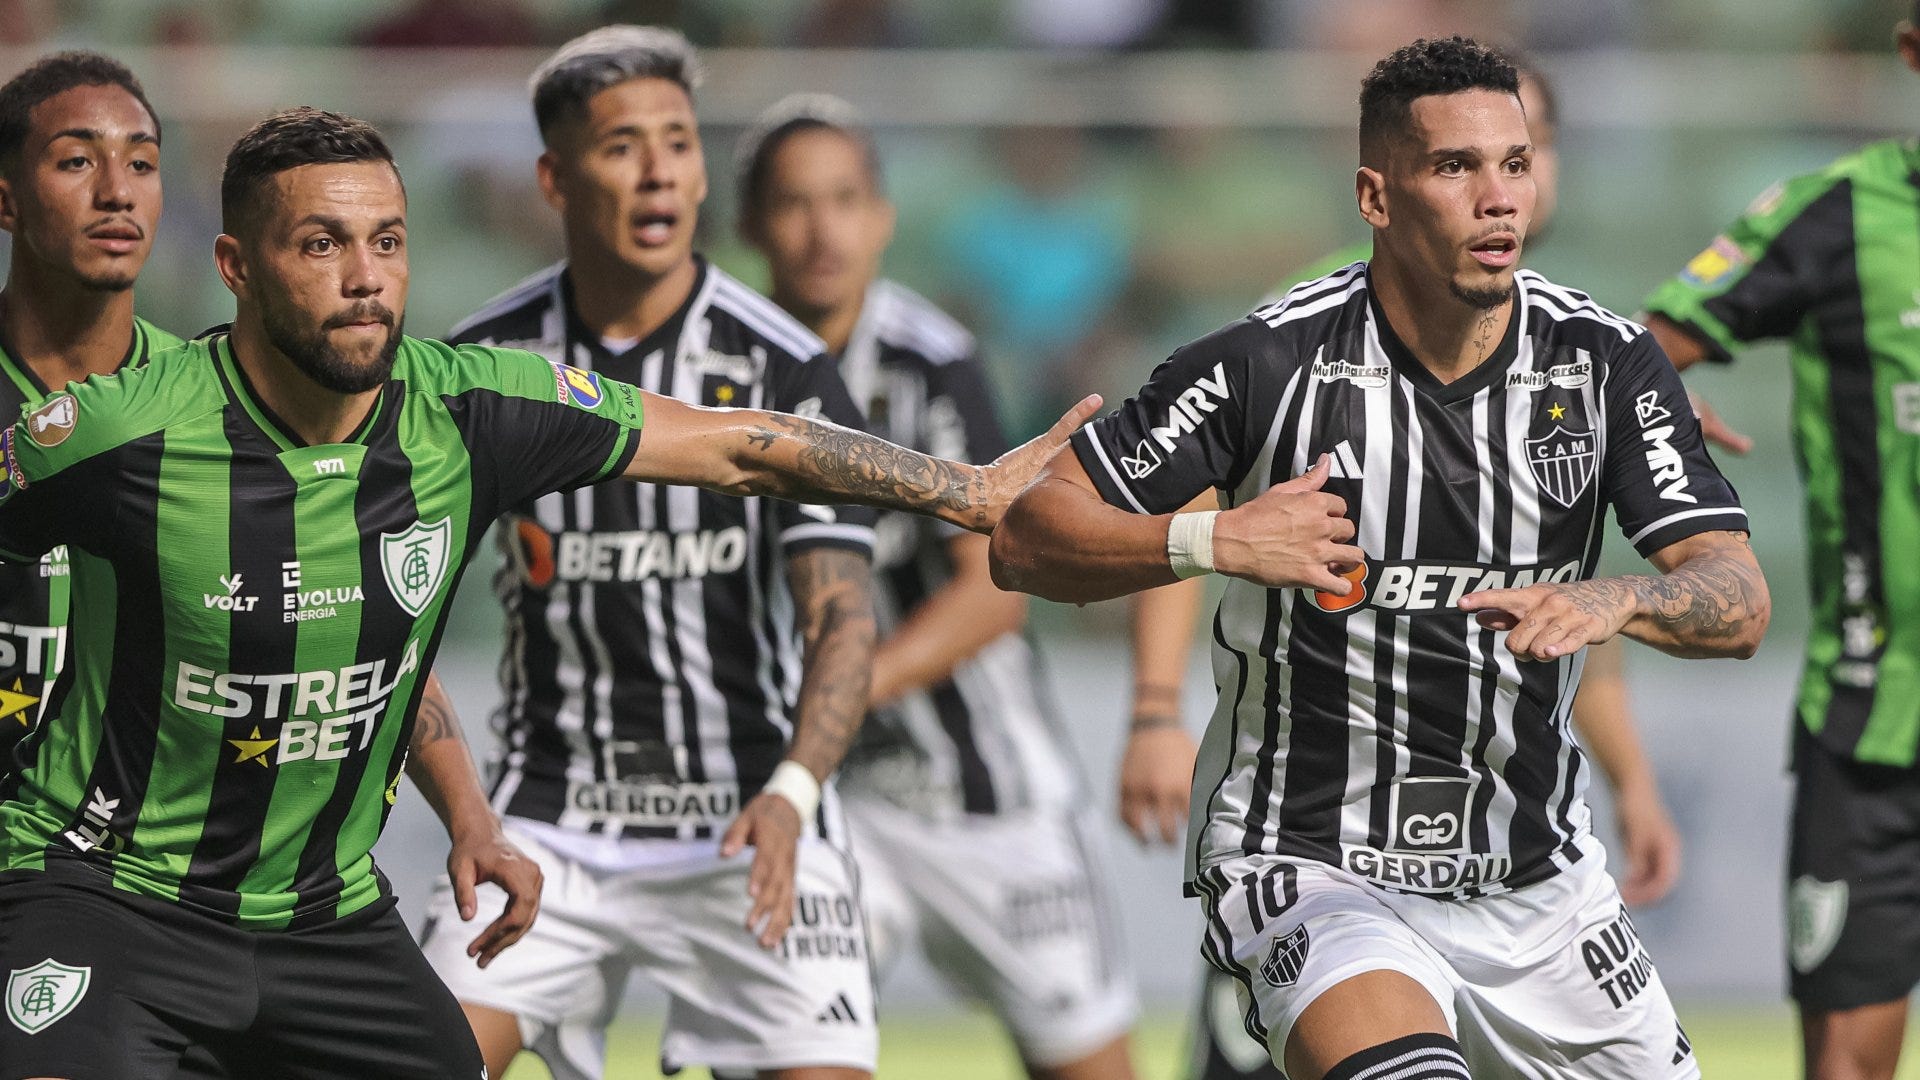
[262,299,403,394]
[75,267,137,292]
[1449,278,1514,310]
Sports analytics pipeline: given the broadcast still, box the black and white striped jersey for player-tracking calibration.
[1071,264,1748,898]
[450,257,877,843]
[832,280,1080,817]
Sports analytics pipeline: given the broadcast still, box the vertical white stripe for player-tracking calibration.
[1505,336,1543,565]
[1339,361,1395,854]
[1461,389,1504,851]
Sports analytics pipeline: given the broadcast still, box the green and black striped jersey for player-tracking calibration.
[0,333,644,928]
[1645,137,1920,766]
[0,317,182,769]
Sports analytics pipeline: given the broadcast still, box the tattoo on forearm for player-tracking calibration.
[1561,533,1763,645]
[787,549,878,775]
[745,414,989,528]
[414,684,462,746]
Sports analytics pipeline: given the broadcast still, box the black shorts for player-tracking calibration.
[0,872,482,1080]
[1787,729,1920,1011]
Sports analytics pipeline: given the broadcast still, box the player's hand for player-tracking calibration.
[448,820,543,968]
[1118,722,1197,845]
[1690,390,1752,455]
[1457,578,1637,661]
[975,394,1104,531]
[1213,455,1365,591]
[721,792,803,949]
[1614,780,1683,906]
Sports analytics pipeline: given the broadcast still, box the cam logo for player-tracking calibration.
[1259,925,1309,987]
[381,517,452,617]
[1525,426,1597,508]
[550,362,605,409]
[26,393,75,449]
[6,959,89,1034]
[1788,875,1848,974]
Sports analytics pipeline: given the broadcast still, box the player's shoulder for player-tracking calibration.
[447,261,567,348]
[867,279,976,366]
[133,316,187,356]
[699,263,828,365]
[12,337,223,474]
[1517,270,1647,350]
[1249,260,1369,337]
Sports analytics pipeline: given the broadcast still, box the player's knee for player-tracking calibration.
[1320,1032,1470,1080]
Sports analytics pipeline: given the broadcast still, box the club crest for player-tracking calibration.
[7,959,89,1034]
[1259,925,1310,987]
[1788,875,1848,974]
[380,517,452,618]
[1525,425,1597,508]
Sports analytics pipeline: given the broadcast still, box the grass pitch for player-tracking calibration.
[498,1003,1920,1078]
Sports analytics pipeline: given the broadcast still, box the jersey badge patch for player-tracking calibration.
[1788,875,1848,974]
[1525,425,1597,508]
[1259,925,1309,987]
[1679,236,1747,288]
[0,428,21,501]
[25,393,74,448]
[380,517,453,617]
[6,958,90,1034]
[550,362,605,409]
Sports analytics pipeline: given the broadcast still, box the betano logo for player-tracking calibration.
[1309,558,1583,614]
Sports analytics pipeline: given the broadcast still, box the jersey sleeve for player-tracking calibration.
[1071,322,1256,514]
[453,344,647,513]
[1641,171,1852,362]
[768,352,878,556]
[1601,331,1750,556]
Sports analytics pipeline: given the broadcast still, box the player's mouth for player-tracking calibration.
[1468,232,1519,269]
[632,210,679,247]
[325,303,395,335]
[84,220,145,255]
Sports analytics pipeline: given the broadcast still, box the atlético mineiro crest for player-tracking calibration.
[1259,925,1309,987]
[7,958,89,1034]
[1525,425,1597,509]
[380,517,452,618]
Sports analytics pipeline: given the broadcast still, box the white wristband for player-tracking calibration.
[1167,510,1220,579]
[762,760,822,822]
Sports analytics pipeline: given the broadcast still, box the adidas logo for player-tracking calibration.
[815,992,860,1024]
[1325,440,1364,480]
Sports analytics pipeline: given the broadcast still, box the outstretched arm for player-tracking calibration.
[623,392,1100,534]
[990,450,1364,605]
[406,672,542,967]
[1459,529,1769,661]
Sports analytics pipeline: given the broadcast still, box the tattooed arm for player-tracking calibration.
[622,391,1101,534]
[719,547,877,948]
[1458,530,1770,661]
[406,672,542,966]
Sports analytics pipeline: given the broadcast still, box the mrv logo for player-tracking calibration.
[1309,558,1582,614]
[1120,362,1230,479]
[1634,390,1697,504]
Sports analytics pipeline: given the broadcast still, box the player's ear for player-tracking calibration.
[1898,22,1920,75]
[1356,166,1389,228]
[0,173,18,237]
[213,232,249,300]
[535,150,565,215]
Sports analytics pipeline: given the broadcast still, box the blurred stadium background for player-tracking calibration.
[8,0,1919,1074]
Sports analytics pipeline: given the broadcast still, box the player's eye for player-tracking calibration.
[1505,158,1529,175]
[603,141,631,158]
[1438,160,1464,175]
[374,235,401,253]
[56,155,89,171]
[305,236,336,255]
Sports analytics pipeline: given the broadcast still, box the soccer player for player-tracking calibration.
[0,105,1089,1077]
[1639,9,1920,1078]
[992,37,1768,1080]
[737,92,1163,1080]
[1188,57,1686,1080]
[0,53,179,769]
[421,27,883,1080]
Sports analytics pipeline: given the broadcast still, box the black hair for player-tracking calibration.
[530,25,703,145]
[1358,37,1520,164]
[0,51,160,172]
[734,93,883,222]
[220,107,397,236]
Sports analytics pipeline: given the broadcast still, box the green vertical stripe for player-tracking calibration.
[123,414,234,898]
[1793,311,1843,737]
[42,548,69,682]
[1853,168,1920,764]
[234,446,371,927]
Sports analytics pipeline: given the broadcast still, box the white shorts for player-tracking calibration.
[1196,837,1698,1079]
[845,797,1138,1067]
[419,822,877,1078]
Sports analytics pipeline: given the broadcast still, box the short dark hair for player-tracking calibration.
[734,93,884,221]
[530,25,703,145]
[221,107,398,236]
[1358,37,1520,164]
[0,51,160,172]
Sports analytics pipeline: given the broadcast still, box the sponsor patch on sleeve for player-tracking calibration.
[549,362,606,409]
[0,427,24,502]
[1679,235,1749,289]
[25,393,75,448]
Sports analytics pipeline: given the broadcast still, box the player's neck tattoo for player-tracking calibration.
[1471,309,1500,362]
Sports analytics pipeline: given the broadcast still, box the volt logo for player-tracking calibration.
[204,573,259,612]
